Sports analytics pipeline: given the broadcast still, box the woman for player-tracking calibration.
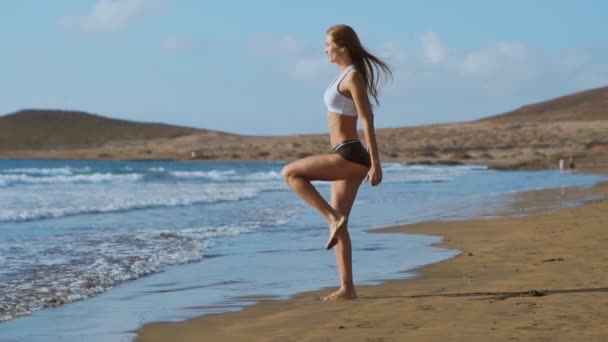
[281,24,392,300]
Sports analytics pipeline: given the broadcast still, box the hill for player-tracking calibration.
[479,86,608,123]
[0,109,228,151]
[0,87,606,171]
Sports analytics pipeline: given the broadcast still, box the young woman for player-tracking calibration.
[281,24,392,300]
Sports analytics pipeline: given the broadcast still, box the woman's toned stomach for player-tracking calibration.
[327,112,359,146]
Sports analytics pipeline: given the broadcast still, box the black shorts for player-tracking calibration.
[333,139,371,168]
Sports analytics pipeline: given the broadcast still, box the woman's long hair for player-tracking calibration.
[327,24,392,106]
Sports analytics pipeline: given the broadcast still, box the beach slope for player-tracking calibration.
[136,182,608,342]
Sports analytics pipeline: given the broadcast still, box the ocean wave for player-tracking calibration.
[0,203,298,323]
[0,179,289,223]
[170,170,237,180]
[0,223,268,322]
[169,170,281,181]
[383,162,488,173]
[1,166,91,176]
[383,174,453,183]
[0,173,142,187]
[0,185,265,223]
[380,163,488,183]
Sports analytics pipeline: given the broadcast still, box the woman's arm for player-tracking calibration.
[346,70,383,186]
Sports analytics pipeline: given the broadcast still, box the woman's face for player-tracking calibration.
[325,35,345,63]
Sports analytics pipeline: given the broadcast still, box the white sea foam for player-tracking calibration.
[170,170,237,179]
[169,170,281,181]
[1,167,91,176]
[383,173,453,183]
[381,163,489,183]
[0,181,285,223]
[0,217,289,322]
[0,173,142,187]
[0,162,491,223]
[383,162,488,173]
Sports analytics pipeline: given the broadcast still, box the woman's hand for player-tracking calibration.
[366,164,383,186]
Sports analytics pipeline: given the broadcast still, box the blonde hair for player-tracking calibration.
[327,24,392,106]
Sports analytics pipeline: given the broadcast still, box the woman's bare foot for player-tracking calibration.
[326,215,346,250]
[318,287,357,301]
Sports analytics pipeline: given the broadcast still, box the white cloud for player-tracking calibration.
[160,35,200,52]
[289,56,333,82]
[373,31,608,107]
[385,32,540,92]
[60,0,162,33]
[276,35,308,54]
[551,49,593,72]
[245,32,332,84]
[418,31,446,64]
[461,52,491,74]
[257,30,607,101]
[247,33,308,55]
[378,41,409,67]
[461,42,529,75]
[560,52,608,89]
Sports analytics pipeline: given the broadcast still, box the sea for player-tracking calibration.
[0,159,605,342]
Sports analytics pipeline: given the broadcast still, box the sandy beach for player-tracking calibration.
[136,175,608,341]
[2,95,606,342]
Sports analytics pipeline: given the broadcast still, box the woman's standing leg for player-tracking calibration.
[320,176,365,300]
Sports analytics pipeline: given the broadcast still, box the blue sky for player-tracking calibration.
[1,0,607,135]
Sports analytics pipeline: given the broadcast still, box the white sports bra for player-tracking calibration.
[324,65,357,117]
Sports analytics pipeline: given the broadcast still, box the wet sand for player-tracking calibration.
[136,179,608,342]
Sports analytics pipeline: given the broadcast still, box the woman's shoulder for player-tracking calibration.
[344,68,365,88]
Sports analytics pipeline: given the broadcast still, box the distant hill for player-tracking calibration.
[1,86,607,164]
[0,109,227,151]
[479,86,608,123]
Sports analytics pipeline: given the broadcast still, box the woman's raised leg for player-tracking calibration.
[281,154,367,248]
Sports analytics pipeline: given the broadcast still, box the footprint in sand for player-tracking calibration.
[515,302,537,309]
[401,323,421,330]
[416,304,436,311]
[356,321,375,328]
[542,257,565,262]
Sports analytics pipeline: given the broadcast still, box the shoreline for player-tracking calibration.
[2,148,606,175]
[135,174,608,341]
